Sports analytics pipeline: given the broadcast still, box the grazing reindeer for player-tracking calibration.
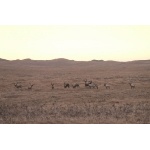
[51,83,54,89]
[14,82,22,89]
[72,83,80,88]
[129,83,135,89]
[64,82,70,88]
[104,83,110,89]
[88,83,98,89]
[28,84,34,90]
[84,79,92,87]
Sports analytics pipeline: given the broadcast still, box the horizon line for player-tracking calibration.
[0,57,150,63]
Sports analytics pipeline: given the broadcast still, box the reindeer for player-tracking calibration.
[129,83,135,89]
[84,79,92,87]
[72,83,80,88]
[51,83,54,89]
[88,83,98,89]
[64,82,70,88]
[28,83,34,90]
[104,83,110,89]
[14,82,22,89]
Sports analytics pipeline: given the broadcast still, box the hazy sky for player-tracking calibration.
[0,25,150,61]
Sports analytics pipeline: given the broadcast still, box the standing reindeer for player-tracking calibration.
[129,83,135,89]
[84,79,92,87]
[72,83,80,88]
[88,83,98,89]
[104,83,110,89]
[51,83,54,89]
[28,83,34,90]
[14,82,22,89]
[64,82,70,88]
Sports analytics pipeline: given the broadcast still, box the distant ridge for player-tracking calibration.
[0,58,8,61]
[11,58,75,62]
[50,58,75,62]
[91,59,104,62]
[22,58,32,61]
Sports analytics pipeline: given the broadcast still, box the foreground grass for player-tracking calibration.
[0,99,150,124]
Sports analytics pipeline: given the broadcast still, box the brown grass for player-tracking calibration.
[0,59,150,123]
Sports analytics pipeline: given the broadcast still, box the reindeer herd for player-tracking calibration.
[13,82,34,90]
[13,79,136,91]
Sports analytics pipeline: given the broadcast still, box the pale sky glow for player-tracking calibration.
[0,25,150,61]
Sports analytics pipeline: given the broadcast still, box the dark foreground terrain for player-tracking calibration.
[0,58,150,123]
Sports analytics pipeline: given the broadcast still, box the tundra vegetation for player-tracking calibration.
[0,59,150,123]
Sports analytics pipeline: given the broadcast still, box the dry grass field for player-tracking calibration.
[0,58,150,124]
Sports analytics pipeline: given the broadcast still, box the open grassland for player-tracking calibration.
[0,59,150,123]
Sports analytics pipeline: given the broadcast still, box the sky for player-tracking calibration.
[0,25,150,61]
